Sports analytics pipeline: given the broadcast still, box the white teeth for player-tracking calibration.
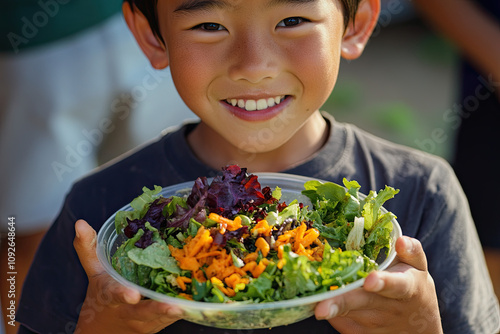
[245,100,257,111]
[256,99,268,110]
[227,96,285,111]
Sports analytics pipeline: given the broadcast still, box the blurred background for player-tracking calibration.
[324,0,458,162]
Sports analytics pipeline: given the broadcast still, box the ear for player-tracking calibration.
[122,2,169,69]
[341,0,380,60]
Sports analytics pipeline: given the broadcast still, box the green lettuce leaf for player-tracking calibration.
[127,242,180,274]
[280,245,321,299]
[115,185,163,233]
[361,185,399,230]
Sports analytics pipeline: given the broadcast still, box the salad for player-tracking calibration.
[111,165,399,306]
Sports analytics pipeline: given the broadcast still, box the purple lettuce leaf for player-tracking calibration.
[167,177,209,229]
[206,165,266,217]
[124,197,171,248]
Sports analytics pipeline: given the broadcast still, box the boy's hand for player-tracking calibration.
[315,236,443,334]
[73,219,182,334]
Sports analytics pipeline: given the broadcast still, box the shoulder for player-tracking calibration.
[348,123,451,176]
[332,123,464,240]
[341,122,456,196]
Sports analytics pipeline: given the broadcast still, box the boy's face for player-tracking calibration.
[154,0,346,153]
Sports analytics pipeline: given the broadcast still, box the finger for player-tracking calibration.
[363,269,416,300]
[116,300,183,334]
[73,219,103,277]
[74,219,141,305]
[362,237,428,299]
[104,276,142,305]
[315,287,375,320]
[394,236,427,271]
[122,299,183,323]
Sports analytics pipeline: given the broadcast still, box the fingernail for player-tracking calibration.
[123,291,136,304]
[372,277,384,292]
[170,308,183,318]
[405,236,415,253]
[161,309,183,322]
[327,303,339,319]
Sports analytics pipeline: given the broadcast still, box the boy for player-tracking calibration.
[16,0,500,333]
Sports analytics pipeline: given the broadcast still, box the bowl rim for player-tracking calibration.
[96,172,401,311]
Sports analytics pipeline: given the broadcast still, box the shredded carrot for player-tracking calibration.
[209,213,243,232]
[168,216,325,298]
[295,243,314,261]
[177,256,201,271]
[255,237,270,257]
[224,273,249,289]
[187,226,213,257]
[178,293,193,300]
[277,258,286,269]
[330,286,339,291]
[277,244,284,259]
[293,223,307,249]
[196,250,222,259]
[251,219,272,236]
[251,259,268,278]
[274,223,322,260]
[301,228,320,248]
[220,286,236,297]
[192,270,206,282]
[242,261,257,272]
[231,216,243,231]
[244,252,258,263]
[176,276,192,291]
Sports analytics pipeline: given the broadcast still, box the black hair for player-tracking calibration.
[124,0,361,45]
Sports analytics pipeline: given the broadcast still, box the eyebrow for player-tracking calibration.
[175,0,317,13]
[268,0,317,5]
[174,0,232,13]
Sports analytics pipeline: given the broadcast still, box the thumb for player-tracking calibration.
[394,236,428,272]
[74,219,142,306]
[73,219,104,277]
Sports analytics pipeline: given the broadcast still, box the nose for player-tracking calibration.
[227,30,280,84]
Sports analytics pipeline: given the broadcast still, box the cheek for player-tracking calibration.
[168,44,213,109]
[293,34,342,106]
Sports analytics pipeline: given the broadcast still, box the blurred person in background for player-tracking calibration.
[413,0,500,301]
[0,1,194,332]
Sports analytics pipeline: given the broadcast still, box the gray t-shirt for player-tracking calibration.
[17,114,500,333]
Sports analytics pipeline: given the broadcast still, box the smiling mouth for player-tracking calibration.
[224,95,287,111]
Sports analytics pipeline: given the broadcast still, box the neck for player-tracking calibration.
[187,111,329,173]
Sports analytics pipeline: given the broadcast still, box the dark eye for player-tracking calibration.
[193,22,226,31]
[277,17,307,27]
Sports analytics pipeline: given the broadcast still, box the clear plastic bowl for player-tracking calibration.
[97,173,401,329]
